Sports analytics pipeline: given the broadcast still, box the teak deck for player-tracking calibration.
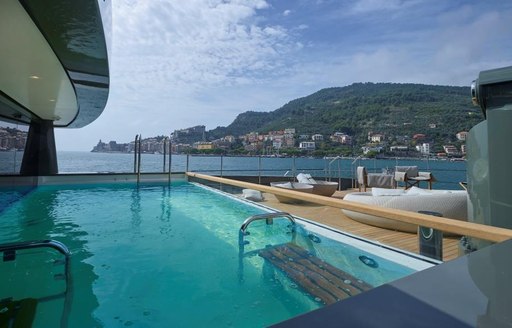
[188,173,512,244]
[259,243,372,305]
[262,192,460,262]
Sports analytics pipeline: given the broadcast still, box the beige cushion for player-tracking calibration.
[395,166,419,177]
[343,190,468,233]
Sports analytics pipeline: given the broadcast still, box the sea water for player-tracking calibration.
[0,151,466,189]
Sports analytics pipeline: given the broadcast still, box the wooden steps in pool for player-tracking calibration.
[259,243,372,305]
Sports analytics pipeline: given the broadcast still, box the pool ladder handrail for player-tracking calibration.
[238,212,297,282]
[0,239,72,327]
[239,212,297,250]
[0,239,70,257]
[240,211,296,236]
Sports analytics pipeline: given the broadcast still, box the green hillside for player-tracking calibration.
[209,82,483,148]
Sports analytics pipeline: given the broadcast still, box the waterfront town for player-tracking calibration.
[90,125,467,158]
[0,124,467,158]
[0,127,27,151]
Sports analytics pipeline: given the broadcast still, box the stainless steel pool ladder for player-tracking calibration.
[1,239,70,274]
[238,212,297,282]
[134,134,142,184]
[239,211,296,244]
[0,240,72,327]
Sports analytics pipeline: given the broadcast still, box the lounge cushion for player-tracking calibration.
[371,188,405,197]
[343,190,468,233]
[406,186,432,195]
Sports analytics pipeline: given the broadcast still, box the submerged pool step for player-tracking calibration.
[259,243,372,305]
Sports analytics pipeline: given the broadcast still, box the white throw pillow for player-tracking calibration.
[297,173,317,184]
[296,173,310,183]
[242,189,264,201]
[371,188,405,196]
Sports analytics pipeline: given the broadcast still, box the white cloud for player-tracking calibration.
[432,9,512,68]
[350,0,422,14]
[283,9,291,16]
[55,0,512,151]
[111,0,295,90]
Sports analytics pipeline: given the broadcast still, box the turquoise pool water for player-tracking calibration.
[0,181,426,327]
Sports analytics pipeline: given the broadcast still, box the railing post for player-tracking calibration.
[324,158,328,180]
[220,154,224,178]
[338,159,341,191]
[292,156,296,178]
[351,161,355,189]
[163,137,167,173]
[137,135,142,185]
[258,155,262,185]
[134,134,138,174]
[168,137,172,184]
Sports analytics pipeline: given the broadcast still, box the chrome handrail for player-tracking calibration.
[0,239,71,327]
[239,211,296,235]
[238,212,297,282]
[163,137,168,172]
[137,134,142,185]
[133,134,139,174]
[0,239,70,257]
[327,156,343,188]
[168,136,172,184]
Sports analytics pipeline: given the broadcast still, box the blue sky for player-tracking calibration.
[55,0,512,150]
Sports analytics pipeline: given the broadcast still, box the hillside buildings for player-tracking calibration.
[0,128,27,151]
[330,132,352,145]
[172,125,206,144]
[87,123,466,158]
[416,143,430,155]
[299,141,316,150]
[456,131,468,141]
[92,137,169,153]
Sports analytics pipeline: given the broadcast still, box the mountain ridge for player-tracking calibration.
[208,82,481,148]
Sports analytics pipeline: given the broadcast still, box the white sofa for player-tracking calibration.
[342,187,468,233]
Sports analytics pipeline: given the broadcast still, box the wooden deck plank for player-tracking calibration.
[261,193,460,262]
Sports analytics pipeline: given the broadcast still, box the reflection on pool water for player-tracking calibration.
[0,181,433,327]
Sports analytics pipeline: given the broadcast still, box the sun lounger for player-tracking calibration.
[296,173,338,196]
[343,187,467,233]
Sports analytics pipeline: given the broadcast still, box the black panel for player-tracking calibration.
[20,120,57,175]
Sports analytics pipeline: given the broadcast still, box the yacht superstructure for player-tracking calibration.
[0,0,110,174]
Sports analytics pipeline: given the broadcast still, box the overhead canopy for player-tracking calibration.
[0,0,110,128]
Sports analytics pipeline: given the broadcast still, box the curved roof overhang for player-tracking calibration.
[0,0,110,128]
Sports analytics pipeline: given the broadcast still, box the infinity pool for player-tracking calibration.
[0,181,433,327]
